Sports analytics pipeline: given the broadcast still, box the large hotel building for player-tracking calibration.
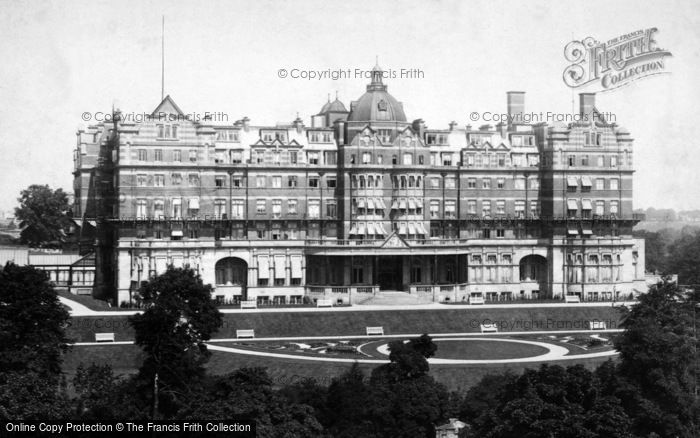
[73,65,646,306]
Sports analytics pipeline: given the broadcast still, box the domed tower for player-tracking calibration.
[347,63,407,123]
[312,92,349,128]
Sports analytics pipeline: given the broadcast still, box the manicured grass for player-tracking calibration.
[65,305,624,342]
[431,339,550,360]
[62,337,616,392]
[204,348,616,391]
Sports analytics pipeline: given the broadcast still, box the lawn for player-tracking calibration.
[65,305,624,342]
[429,339,550,360]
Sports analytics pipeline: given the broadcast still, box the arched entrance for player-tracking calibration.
[215,257,248,300]
[519,255,548,298]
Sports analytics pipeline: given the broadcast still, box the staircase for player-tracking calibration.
[356,290,429,306]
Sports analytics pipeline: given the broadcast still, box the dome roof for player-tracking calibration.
[347,64,406,122]
[318,94,331,115]
[327,98,348,113]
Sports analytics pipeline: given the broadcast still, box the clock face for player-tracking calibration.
[377,99,388,111]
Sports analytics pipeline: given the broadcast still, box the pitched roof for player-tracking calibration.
[151,95,184,117]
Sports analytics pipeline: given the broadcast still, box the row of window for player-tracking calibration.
[560,152,631,168]
[133,198,337,219]
[131,173,337,189]
[567,176,620,192]
[567,199,620,217]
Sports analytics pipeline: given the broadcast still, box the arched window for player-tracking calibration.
[215,257,247,286]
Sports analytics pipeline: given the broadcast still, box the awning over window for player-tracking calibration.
[290,256,302,279]
[581,176,592,187]
[155,257,167,275]
[398,224,407,235]
[391,200,399,210]
[357,198,366,209]
[367,198,375,210]
[349,224,358,235]
[357,223,366,235]
[377,198,386,209]
[399,199,407,209]
[274,255,286,279]
[567,176,578,187]
[189,198,200,209]
[567,227,579,236]
[375,222,387,236]
[408,223,416,235]
[257,256,269,279]
[567,199,578,210]
[417,223,427,235]
[171,230,183,237]
[582,228,593,235]
[581,199,593,210]
[366,223,375,235]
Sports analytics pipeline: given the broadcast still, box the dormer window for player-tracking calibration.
[217,130,239,142]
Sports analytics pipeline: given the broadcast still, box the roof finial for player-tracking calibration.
[335,90,339,100]
[327,93,330,103]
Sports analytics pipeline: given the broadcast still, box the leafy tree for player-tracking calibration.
[482,364,631,438]
[15,184,72,247]
[667,228,700,285]
[129,267,222,419]
[371,334,436,382]
[0,263,71,420]
[325,363,375,437]
[363,335,451,437]
[181,368,325,437]
[458,371,517,432]
[613,280,700,436]
[0,372,70,421]
[0,263,70,377]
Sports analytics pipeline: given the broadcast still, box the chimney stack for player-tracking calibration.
[241,116,250,132]
[579,93,596,123]
[449,121,457,131]
[506,91,525,128]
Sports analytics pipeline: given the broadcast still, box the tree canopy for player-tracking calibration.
[15,184,72,247]
[129,266,222,418]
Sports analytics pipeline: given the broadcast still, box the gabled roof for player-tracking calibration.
[151,95,184,118]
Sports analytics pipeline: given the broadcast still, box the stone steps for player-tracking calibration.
[357,290,429,306]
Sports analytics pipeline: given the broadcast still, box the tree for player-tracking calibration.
[612,280,700,437]
[666,228,700,285]
[15,184,72,247]
[481,364,632,438]
[0,263,71,420]
[181,368,325,437]
[0,263,70,377]
[364,335,451,437]
[371,334,436,382]
[129,267,222,419]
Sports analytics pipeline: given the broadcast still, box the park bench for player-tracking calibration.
[469,295,485,305]
[240,300,257,309]
[480,323,498,333]
[316,299,333,307]
[366,326,384,336]
[95,333,115,342]
[236,329,255,338]
[565,295,581,303]
[588,320,606,330]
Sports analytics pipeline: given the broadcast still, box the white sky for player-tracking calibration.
[0,0,698,212]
